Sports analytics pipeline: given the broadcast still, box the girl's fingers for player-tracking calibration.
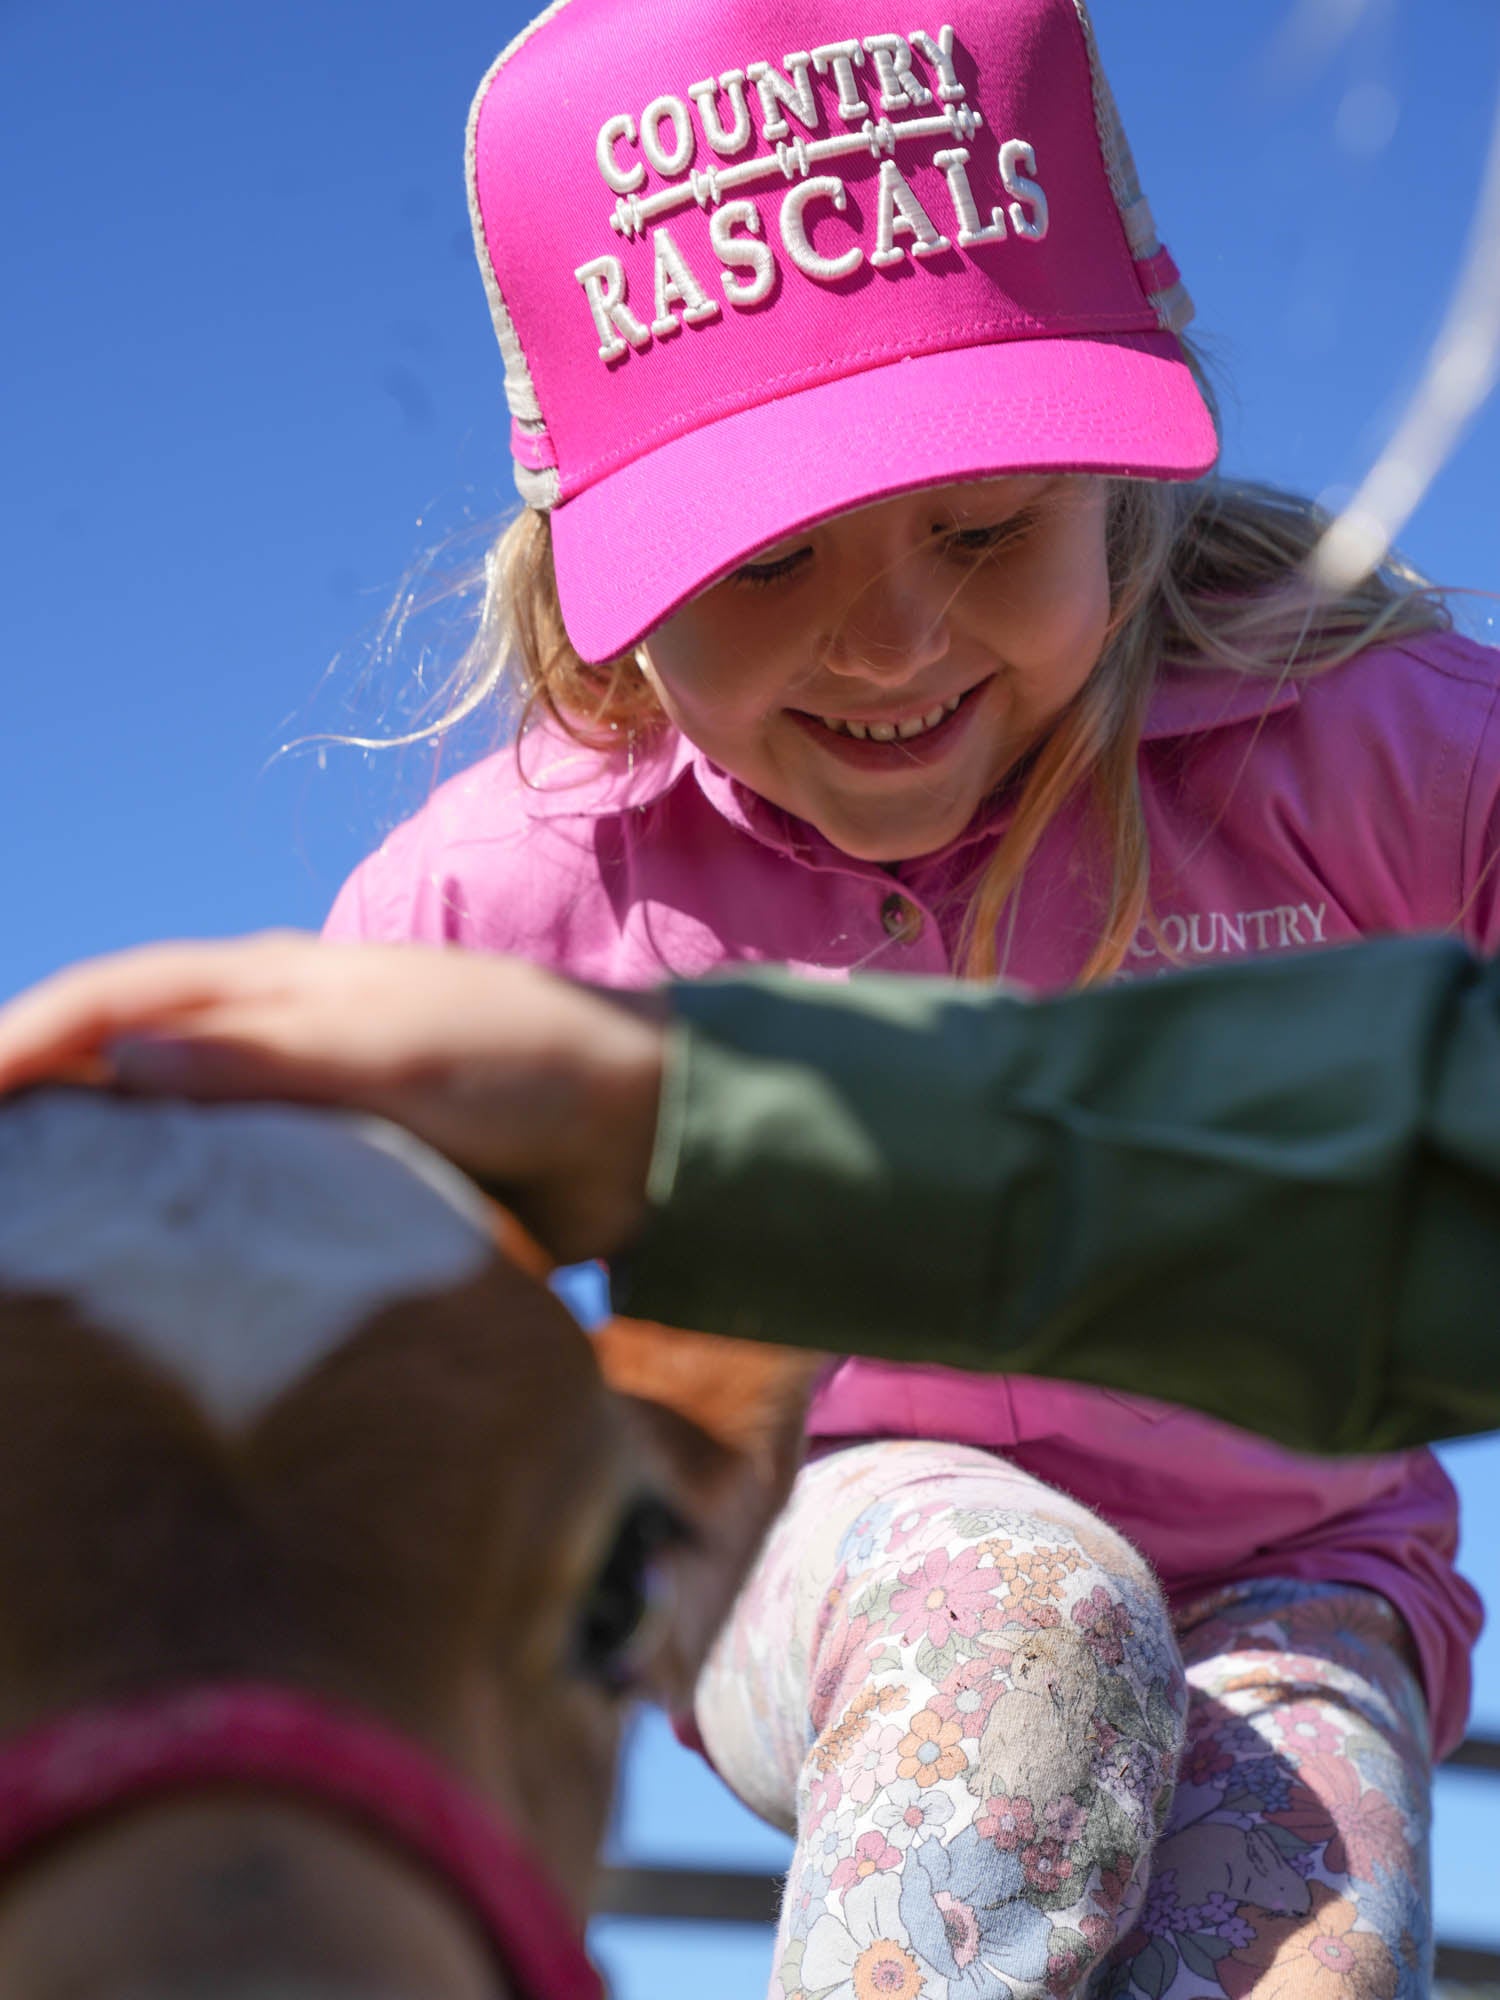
[0,937,659,1262]
[107,1029,342,1103]
[0,934,315,1091]
[105,996,427,1112]
[107,1009,527,1188]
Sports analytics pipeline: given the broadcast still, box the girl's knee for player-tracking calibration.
[808,1489,1186,1800]
[782,1495,1186,1993]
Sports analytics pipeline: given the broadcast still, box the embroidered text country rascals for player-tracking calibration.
[465,0,1214,661]
[576,28,1050,364]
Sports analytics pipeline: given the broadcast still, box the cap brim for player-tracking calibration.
[549,330,1217,664]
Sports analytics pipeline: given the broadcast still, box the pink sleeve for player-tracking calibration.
[322,860,378,942]
[1461,677,1500,954]
[316,761,592,967]
[320,811,467,946]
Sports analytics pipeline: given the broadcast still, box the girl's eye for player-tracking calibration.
[570,1494,687,1694]
[731,546,813,588]
[941,512,1037,559]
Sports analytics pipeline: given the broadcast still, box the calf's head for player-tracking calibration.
[0,1089,817,1999]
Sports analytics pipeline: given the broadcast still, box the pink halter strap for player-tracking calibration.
[0,1681,603,2000]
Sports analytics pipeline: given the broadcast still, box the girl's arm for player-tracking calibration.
[620,944,1500,1448]
[1,933,1497,1451]
[626,942,1500,1453]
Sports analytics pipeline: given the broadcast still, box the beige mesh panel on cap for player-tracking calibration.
[1069,0,1195,334]
[464,0,580,510]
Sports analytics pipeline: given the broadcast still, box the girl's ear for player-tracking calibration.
[589,1318,824,1707]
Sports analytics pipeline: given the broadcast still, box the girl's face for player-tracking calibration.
[638,475,1112,863]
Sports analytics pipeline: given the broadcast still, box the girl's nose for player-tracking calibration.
[821,556,952,682]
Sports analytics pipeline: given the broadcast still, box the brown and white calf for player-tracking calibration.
[0,1088,816,2000]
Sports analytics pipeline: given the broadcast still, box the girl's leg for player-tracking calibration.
[694,1440,1188,2000]
[1095,1579,1432,2000]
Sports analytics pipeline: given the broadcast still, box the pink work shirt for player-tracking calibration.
[327,629,1500,1756]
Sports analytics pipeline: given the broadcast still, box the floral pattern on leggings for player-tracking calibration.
[1100,1576,1432,2000]
[692,1442,1433,2000]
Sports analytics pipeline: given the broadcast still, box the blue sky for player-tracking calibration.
[4,0,1499,1985]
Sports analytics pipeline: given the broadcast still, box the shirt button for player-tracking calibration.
[879,892,924,943]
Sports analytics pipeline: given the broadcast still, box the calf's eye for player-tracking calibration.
[571,1495,687,1693]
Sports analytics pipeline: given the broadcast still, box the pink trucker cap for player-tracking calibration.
[467,0,1217,663]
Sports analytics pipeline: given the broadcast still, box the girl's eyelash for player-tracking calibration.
[731,510,1037,587]
[732,547,813,588]
[943,511,1037,556]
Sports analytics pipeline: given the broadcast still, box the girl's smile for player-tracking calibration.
[784,676,989,769]
[637,475,1113,863]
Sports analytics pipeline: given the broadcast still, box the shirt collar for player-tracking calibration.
[518,667,1302,825]
[1140,663,1301,742]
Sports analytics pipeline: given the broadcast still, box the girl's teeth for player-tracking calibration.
[899,704,948,739]
[820,694,965,743]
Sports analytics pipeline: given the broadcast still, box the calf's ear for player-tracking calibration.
[589,1318,824,1708]
[489,1209,555,1284]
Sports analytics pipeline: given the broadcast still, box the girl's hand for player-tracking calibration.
[0,933,667,1264]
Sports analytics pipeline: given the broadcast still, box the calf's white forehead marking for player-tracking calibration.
[0,1091,495,1423]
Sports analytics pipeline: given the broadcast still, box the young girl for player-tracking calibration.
[326,0,1497,1993]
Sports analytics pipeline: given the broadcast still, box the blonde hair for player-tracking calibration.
[412,445,1451,985]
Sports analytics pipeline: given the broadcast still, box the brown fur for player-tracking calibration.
[0,1152,817,1998]
[591,1318,823,1706]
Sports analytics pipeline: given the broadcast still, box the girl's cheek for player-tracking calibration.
[1027,537,1111,648]
[968,566,1083,649]
[649,599,795,713]
[645,654,776,748]
[965,565,1109,706]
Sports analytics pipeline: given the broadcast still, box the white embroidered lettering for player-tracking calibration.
[581,26,1042,365]
[872,158,950,266]
[747,53,819,141]
[688,71,753,156]
[780,175,862,280]
[575,255,652,361]
[811,41,870,121]
[711,199,775,304]
[932,146,1004,246]
[863,34,931,110]
[650,226,721,335]
[641,95,695,176]
[596,113,644,195]
[1128,904,1338,961]
[607,93,983,240]
[999,138,1048,239]
[909,25,965,102]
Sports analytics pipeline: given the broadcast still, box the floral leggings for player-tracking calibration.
[694,1442,1432,2000]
